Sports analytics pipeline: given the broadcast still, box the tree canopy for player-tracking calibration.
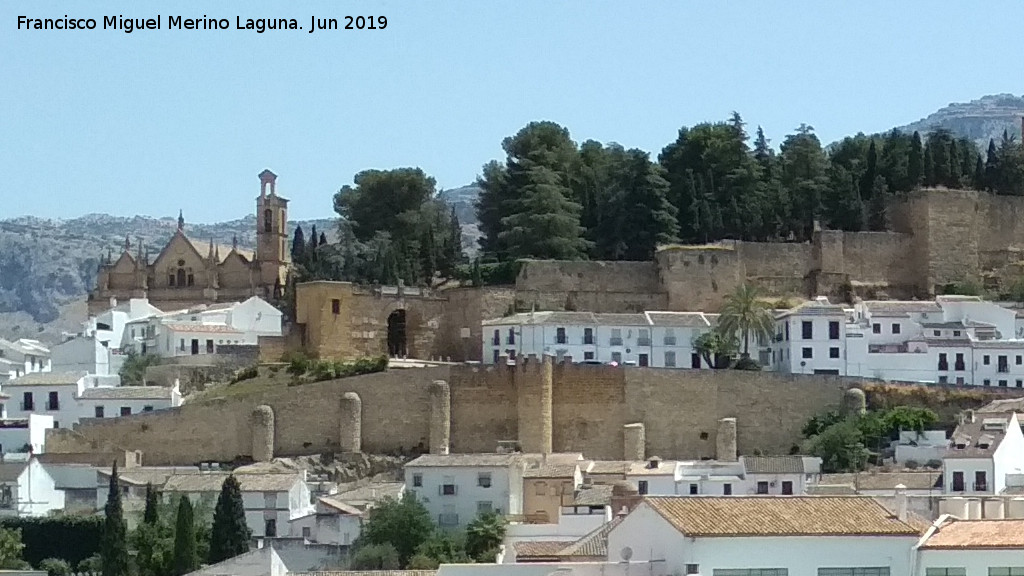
[208,476,250,564]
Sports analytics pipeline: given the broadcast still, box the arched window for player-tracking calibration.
[264,209,273,233]
[176,269,186,287]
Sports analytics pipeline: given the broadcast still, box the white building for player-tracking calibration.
[289,495,363,546]
[894,430,949,465]
[50,337,114,377]
[741,455,823,496]
[0,415,53,455]
[942,411,1024,496]
[606,495,922,576]
[162,472,313,538]
[625,458,678,495]
[120,296,282,359]
[3,371,181,429]
[915,515,1024,576]
[0,339,51,381]
[482,311,715,367]
[0,457,65,517]
[405,453,526,529]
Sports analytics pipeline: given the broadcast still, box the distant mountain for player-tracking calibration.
[0,214,336,342]
[897,93,1024,150]
[438,184,482,256]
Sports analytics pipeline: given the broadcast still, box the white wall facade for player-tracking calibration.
[406,464,521,529]
[50,338,111,376]
[916,548,1024,576]
[0,459,65,518]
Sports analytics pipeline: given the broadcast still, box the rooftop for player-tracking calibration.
[742,455,815,475]
[571,484,615,506]
[99,466,200,487]
[512,541,567,559]
[523,463,579,478]
[556,516,624,558]
[627,460,678,476]
[80,386,175,400]
[585,461,631,475]
[818,471,943,492]
[946,414,1014,459]
[332,482,405,505]
[9,371,87,386]
[861,300,943,317]
[919,518,1024,549]
[162,472,301,493]
[162,323,242,334]
[406,453,522,468]
[0,462,28,482]
[642,496,923,537]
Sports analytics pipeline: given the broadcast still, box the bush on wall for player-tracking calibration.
[0,516,103,568]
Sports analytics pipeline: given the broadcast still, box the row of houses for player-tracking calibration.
[482,295,1024,388]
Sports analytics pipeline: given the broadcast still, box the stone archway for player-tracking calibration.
[387,309,407,357]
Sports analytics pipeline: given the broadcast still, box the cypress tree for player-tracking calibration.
[319,232,327,246]
[908,131,923,187]
[470,258,482,287]
[985,138,999,191]
[859,140,878,200]
[143,483,159,525]
[172,496,198,576]
[923,144,935,187]
[290,226,306,264]
[948,139,962,188]
[209,476,250,564]
[974,155,985,190]
[101,462,129,576]
[867,175,890,232]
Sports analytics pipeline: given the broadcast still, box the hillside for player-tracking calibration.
[897,93,1024,150]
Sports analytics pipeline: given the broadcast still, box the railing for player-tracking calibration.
[938,362,949,371]
[955,362,966,371]
[46,402,59,411]
[998,366,1010,374]
[556,336,567,344]
[19,403,33,411]
[974,482,988,491]
[491,337,500,346]
[584,336,594,345]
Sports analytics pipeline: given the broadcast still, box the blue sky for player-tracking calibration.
[2,1,1021,222]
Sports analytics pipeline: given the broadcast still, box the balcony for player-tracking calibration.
[491,337,500,346]
[46,402,59,411]
[938,362,949,372]
[955,362,966,371]
[19,403,34,412]
[974,482,988,492]
[583,335,594,345]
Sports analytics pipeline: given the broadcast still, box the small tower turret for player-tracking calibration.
[255,169,290,290]
[177,210,185,231]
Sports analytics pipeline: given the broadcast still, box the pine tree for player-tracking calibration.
[600,150,679,259]
[143,483,159,525]
[290,226,306,265]
[101,462,129,576]
[172,496,198,576]
[867,175,890,232]
[923,144,935,187]
[908,131,923,187]
[948,139,962,188]
[498,163,591,260]
[209,476,250,564]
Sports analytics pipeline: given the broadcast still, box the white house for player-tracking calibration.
[162,472,313,538]
[915,515,1024,576]
[288,495,363,546]
[405,453,526,529]
[942,411,1024,496]
[606,495,923,576]
[4,371,180,428]
[0,339,51,380]
[769,298,850,375]
[481,311,716,367]
[50,337,113,377]
[894,430,949,465]
[0,457,65,517]
[741,455,823,496]
[625,458,678,495]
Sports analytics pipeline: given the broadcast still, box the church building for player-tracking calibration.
[88,170,292,315]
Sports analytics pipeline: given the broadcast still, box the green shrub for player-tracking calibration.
[904,460,920,470]
[925,459,942,469]
[39,558,71,576]
[76,554,101,573]
[733,357,762,371]
[287,356,389,385]
[0,517,103,568]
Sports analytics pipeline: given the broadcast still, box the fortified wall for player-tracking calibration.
[47,357,857,465]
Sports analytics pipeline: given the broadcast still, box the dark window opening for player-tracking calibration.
[387,309,408,358]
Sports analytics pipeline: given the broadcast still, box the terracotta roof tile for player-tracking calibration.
[162,472,300,492]
[818,472,942,491]
[920,518,1024,549]
[572,484,614,506]
[523,464,578,478]
[9,371,87,386]
[513,541,568,558]
[643,496,923,537]
[80,386,174,400]
[406,454,521,467]
[742,456,809,474]
[557,517,623,558]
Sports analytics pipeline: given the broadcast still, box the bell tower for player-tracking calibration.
[255,169,290,290]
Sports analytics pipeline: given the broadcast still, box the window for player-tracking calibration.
[22,392,33,411]
[441,483,457,496]
[686,564,700,575]
[984,355,991,365]
[829,347,839,359]
[584,351,594,360]
[818,570,890,576]
[638,329,651,346]
[556,327,567,344]
[952,471,965,492]
[801,321,813,339]
[664,351,676,367]
[984,379,991,386]
[723,483,732,495]
[1018,380,1023,388]
[989,569,1024,576]
[490,330,500,346]
[508,328,518,345]
[95,406,104,418]
[938,376,948,384]
[206,339,214,354]
[476,501,493,515]
[688,483,698,495]
[168,273,176,286]
[938,353,948,371]
[611,352,622,364]
[47,392,58,411]
[477,472,492,488]
[953,330,961,337]
[712,565,790,569]
[583,328,593,345]
[691,353,701,369]
[785,322,790,340]
[331,299,340,314]
[924,569,966,576]
[891,323,901,334]
[933,330,942,337]
[610,328,623,346]
[143,406,153,412]
[956,377,965,385]
[781,480,793,495]
[412,473,422,487]
[829,321,840,340]
[438,505,459,527]
[664,328,676,345]
[264,209,273,233]
[999,355,1009,373]
[955,353,965,371]
[120,407,131,416]
[302,527,311,539]
[639,354,649,367]
[872,323,881,334]
[975,470,988,491]
[802,347,813,359]
[492,350,500,364]
[756,481,769,494]
[1000,380,1008,387]
[264,519,277,538]
[637,480,648,495]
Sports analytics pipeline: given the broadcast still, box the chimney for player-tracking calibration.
[895,484,907,521]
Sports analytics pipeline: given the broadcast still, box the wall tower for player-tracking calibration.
[256,169,291,292]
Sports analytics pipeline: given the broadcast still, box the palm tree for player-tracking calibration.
[716,283,776,358]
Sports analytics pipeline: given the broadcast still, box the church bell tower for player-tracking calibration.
[256,169,290,290]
